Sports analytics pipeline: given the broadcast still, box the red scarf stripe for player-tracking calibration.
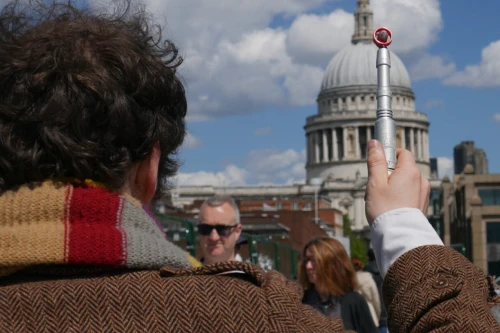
[67,186,125,266]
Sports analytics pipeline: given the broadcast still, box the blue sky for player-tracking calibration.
[4,0,497,185]
[168,0,500,186]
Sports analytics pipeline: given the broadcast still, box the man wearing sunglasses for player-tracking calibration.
[198,195,242,264]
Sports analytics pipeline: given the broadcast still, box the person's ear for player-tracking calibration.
[132,141,160,204]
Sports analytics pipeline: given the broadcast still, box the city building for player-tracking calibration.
[430,157,438,179]
[440,164,500,277]
[166,0,436,239]
[454,141,489,175]
[179,197,331,214]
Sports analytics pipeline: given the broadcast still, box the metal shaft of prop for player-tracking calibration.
[373,27,396,173]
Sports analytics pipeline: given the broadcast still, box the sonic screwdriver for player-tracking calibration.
[373,27,396,174]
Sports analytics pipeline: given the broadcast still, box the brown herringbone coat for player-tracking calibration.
[384,245,500,332]
[1,246,500,332]
[0,262,349,333]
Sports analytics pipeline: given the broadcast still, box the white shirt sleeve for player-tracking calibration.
[370,208,444,278]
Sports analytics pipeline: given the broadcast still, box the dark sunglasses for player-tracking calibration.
[198,224,237,237]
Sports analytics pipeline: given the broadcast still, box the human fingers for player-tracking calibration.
[420,176,431,214]
[367,140,388,185]
[393,149,417,172]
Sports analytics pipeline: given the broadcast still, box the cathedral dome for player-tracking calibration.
[320,42,412,92]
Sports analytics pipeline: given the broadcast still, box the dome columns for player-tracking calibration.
[306,125,429,165]
[318,91,415,114]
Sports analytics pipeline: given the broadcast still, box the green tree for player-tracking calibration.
[343,214,367,265]
[343,214,352,236]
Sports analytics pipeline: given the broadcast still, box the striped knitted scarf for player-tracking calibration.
[0,180,200,276]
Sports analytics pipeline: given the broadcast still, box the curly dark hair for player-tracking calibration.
[0,0,187,196]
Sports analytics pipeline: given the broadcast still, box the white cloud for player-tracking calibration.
[285,0,444,67]
[223,28,288,67]
[174,148,306,186]
[118,0,331,121]
[284,64,325,105]
[180,27,323,120]
[494,113,500,123]
[443,40,500,87]
[409,54,456,81]
[246,148,304,182]
[437,157,454,179]
[85,0,445,121]
[254,127,272,136]
[174,165,249,187]
[182,132,201,149]
[285,9,353,66]
[371,0,443,56]
[423,99,444,110]
[371,0,451,84]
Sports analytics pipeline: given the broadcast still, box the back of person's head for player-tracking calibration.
[351,256,363,271]
[367,248,376,262]
[0,0,186,197]
[299,237,358,297]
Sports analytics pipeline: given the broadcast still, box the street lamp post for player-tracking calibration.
[310,178,323,224]
[314,187,318,223]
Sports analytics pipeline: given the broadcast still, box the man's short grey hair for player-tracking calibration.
[200,195,240,224]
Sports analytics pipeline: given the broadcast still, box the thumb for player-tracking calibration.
[367,140,388,185]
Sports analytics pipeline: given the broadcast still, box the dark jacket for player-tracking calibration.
[363,260,387,326]
[303,288,377,333]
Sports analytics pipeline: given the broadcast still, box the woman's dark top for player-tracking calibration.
[303,288,377,333]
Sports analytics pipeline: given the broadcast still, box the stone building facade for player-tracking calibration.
[440,165,500,277]
[170,0,436,234]
[454,141,489,175]
[306,0,430,180]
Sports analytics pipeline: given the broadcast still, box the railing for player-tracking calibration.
[244,233,300,280]
[156,214,301,280]
[450,243,466,257]
[157,214,198,257]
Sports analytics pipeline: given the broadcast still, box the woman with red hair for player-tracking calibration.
[299,237,376,333]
